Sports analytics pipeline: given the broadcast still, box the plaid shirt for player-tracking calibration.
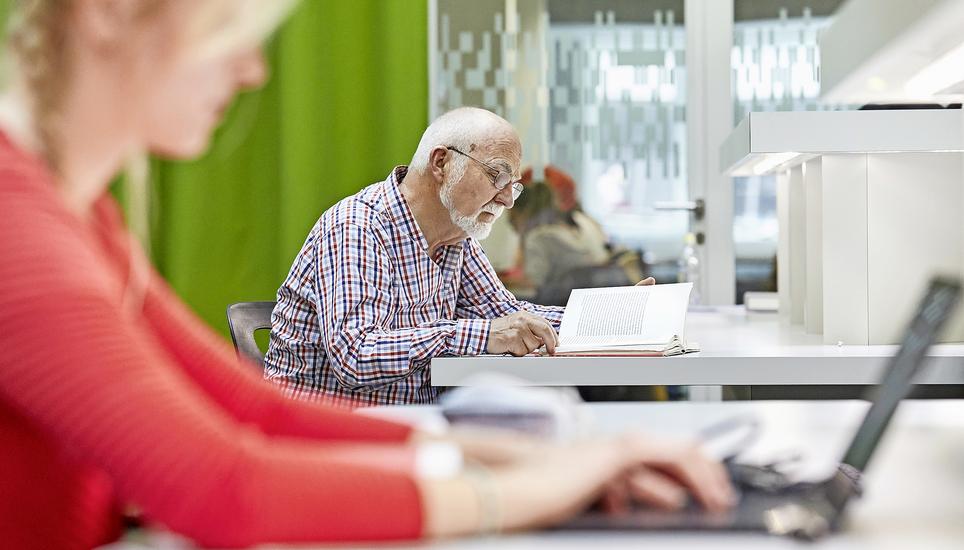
[264,166,564,406]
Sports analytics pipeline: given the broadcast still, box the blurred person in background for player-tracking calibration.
[508,166,648,306]
[508,178,609,289]
[0,1,730,549]
[509,168,664,402]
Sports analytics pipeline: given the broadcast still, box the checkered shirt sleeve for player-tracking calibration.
[316,222,491,391]
[457,237,566,328]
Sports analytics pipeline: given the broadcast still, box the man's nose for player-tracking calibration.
[494,184,515,208]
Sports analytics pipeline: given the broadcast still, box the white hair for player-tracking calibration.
[408,107,517,180]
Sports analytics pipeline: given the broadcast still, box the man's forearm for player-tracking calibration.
[326,320,489,389]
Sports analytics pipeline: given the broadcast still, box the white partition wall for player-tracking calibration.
[821,154,870,345]
[804,158,823,335]
[722,110,964,345]
[786,151,964,346]
[866,153,964,343]
[776,170,791,322]
[788,165,807,326]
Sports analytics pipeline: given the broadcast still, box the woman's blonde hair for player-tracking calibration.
[6,0,297,170]
[7,0,73,168]
[5,0,297,312]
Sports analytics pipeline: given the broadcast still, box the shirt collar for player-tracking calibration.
[383,165,430,251]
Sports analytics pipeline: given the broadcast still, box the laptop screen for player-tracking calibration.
[840,277,961,471]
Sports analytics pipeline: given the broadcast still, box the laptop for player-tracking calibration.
[562,277,961,540]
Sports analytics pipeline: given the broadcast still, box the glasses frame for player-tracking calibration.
[446,146,524,201]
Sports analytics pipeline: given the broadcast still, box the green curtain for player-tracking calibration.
[151,0,428,337]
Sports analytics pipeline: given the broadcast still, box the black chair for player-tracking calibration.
[226,301,276,368]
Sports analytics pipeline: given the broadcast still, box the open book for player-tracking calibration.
[549,283,699,356]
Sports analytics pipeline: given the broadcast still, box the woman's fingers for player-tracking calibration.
[626,468,688,510]
[600,478,631,514]
[658,453,734,512]
[620,435,735,512]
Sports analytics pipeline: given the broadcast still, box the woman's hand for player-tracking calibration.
[449,426,554,466]
[419,433,734,538]
[599,433,734,513]
[412,425,553,467]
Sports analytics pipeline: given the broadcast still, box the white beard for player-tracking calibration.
[440,175,504,240]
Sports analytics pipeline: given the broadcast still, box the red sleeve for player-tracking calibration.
[0,186,423,546]
[141,270,414,441]
[100,197,414,443]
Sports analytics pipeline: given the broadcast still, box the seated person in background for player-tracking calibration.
[508,177,610,289]
[508,167,647,306]
[265,107,568,406]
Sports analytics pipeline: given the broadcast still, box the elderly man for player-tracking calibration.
[265,108,650,405]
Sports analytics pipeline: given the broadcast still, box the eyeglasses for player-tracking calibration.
[446,146,524,201]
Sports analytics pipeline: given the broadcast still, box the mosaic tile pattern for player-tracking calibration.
[435,2,550,166]
[432,2,835,256]
[732,8,832,123]
[547,11,687,221]
[435,10,508,116]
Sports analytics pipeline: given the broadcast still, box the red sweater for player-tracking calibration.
[0,135,423,549]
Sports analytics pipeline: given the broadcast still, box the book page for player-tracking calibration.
[557,283,692,351]
[575,291,649,336]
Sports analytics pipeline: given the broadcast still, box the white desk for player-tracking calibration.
[432,308,964,389]
[120,400,964,549]
[406,400,964,550]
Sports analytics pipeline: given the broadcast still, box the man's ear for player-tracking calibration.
[428,146,448,185]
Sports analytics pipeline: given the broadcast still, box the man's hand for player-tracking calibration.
[635,277,656,286]
[486,311,559,356]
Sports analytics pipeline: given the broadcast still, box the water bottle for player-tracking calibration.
[677,233,701,305]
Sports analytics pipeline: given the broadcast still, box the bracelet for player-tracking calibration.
[463,462,503,536]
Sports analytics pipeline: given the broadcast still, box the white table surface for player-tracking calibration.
[431,307,964,387]
[113,400,964,550]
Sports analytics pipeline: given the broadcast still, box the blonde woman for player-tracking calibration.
[0,1,732,549]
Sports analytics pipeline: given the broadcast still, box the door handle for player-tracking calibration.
[653,198,705,221]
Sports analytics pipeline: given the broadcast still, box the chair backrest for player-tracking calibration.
[225,301,276,368]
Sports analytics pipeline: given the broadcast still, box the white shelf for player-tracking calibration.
[720,110,964,176]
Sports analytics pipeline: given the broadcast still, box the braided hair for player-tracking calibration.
[7,0,70,170]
